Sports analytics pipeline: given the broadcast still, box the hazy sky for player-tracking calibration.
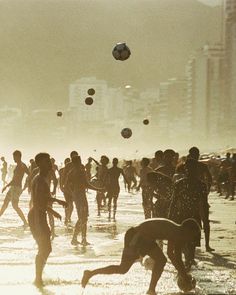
[198,0,221,5]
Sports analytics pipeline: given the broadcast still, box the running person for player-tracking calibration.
[124,160,138,193]
[0,150,29,226]
[28,153,67,287]
[81,218,200,295]
[106,158,127,221]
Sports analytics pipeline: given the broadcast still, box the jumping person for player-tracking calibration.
[82,218,200,295]
[28,153,67,287]
[0,150,29,226]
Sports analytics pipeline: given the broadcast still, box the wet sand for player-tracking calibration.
[0,189,235,294]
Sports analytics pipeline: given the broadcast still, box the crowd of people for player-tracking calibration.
[0,147,235,294]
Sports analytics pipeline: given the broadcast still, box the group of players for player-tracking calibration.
[0,147,235,294]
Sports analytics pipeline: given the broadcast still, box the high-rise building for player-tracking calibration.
[224,0,236,133]
[186,44,225,145]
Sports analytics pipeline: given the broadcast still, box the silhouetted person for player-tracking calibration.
[62,151,79,224]
[137,158,153,219]
[188,147,214,252]
[85,157,93,182]
[82,218,200,295]
[124,160,138,193]
[155,149,176,178]
[168,159,208,269]
[66,155,103,246]
[59,158,70,219]
[1,156,8,187]
[28,153,67,287]
[150,150,163,170]
[0,150,29,226]
[106,158,127,221]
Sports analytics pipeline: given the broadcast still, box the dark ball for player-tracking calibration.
[87,88,95,96]
[57,111,63,117]
[143,119,149,125]
[85,97,94,105]
[121,128,132,139]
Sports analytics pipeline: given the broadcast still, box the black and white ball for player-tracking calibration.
[112,43,131,61]
[121,128,132,139]
[177,274,196,292]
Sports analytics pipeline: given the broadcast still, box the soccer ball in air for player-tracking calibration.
[112,43,131,61]
[56,111,63,117]
[143,119,149,125]
[177,274,196,292]
[85,97,94,105]
[87,88,95,96]
[121,128,132,139]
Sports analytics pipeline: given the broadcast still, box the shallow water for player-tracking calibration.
[0,190,235,295]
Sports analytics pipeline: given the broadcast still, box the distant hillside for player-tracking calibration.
[0,0,221,108]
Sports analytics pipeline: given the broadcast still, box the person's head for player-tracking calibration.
[100,155,109,166]
[29,159,34,164]
[163,149,176,165]
[88,157,92,163]
[128,160,132,166]
[35,153,52,173]
[1,156,5,162]
[50,158,55,164]
[154,150,163,161]
[112,158,119,166]
[72,155,82,168]
[226,152,231,159]
[13,150,22,163]
[184,158,198,179]
[64,157,70,166]
[181,219,201,244]
[70,150,78,160]
[189,147,200,160]
[141,157,150,168]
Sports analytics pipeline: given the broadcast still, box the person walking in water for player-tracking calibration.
[0,150,29,227]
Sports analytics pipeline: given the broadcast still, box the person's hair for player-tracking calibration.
[155,150,163,158]
[70,151,78,158]
[124,227,137,247]
[1,156,5,161]
[64,158,70,165]
[181,218,201,241]
[35,153,50,166]
[101,155,109,165]
[113,158,118,165]
[71,155,82,165]
[141,157,150,167]
[13,150,21,158]
[189,147,200,159]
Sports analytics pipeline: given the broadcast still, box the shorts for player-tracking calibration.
[6,186,22,203]
[125,228,157,258]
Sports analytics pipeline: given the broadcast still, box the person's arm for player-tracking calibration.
[205,165,212,192]
[90,157,100,166]
[168,183,178,219]
[51,170,58,196]
[167,241,188,278]
[121,170,129,187]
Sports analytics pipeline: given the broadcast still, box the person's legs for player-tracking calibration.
[0,189,12,217]
[81,246,138,288]
[11,189,28,226]
[96,192,102,216]
[107,193,112,220]
[64,192,73,224]
[146,245,167,294]
[202,203,214,252]
[113,194,119,220]
[35,234,52,287]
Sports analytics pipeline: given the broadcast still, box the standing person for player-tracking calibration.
[82,218,200,295]
[229,157,236,201]
[137,158,153,219]
[150,150,163,170]
[124,160,138,193]
[1,156,8,187]
[62,151,79,224]
[66,156,104,246]
[188,147,214,252]
[0,150,29,226]
[217,153,231,198]
[28,153,67,287]
[85,157,93,183]
[59,158,71,220]
[91,155,109,216]
[106,158,127,221]
[155,149,176,178]
[168,159,207,269]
